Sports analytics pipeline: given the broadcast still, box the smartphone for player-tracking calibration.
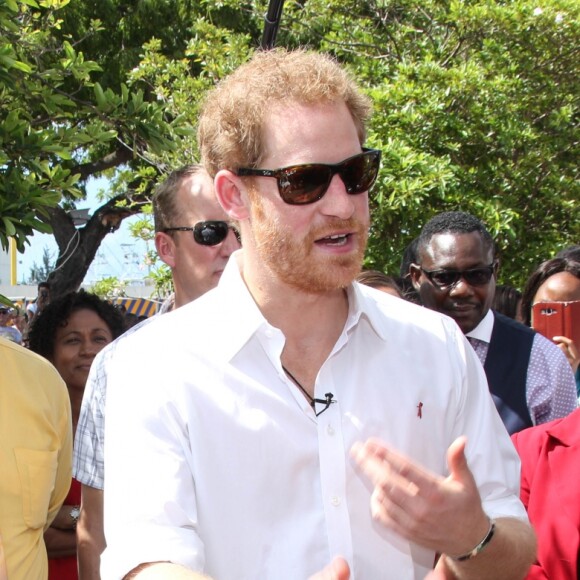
[532,300,580,347]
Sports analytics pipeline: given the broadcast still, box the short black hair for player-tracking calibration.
[416,211,496,261]
[28,290,125,360]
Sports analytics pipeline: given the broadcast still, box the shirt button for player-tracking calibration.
[330,495,341,507]
[326,425,335,436]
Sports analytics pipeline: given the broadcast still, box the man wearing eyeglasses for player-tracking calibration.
[73,164,240,580]
[410,211,576,435]
[102,50,535,579]
[153,165,241,310]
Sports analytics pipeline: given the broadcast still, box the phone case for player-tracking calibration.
[532,300,580,347]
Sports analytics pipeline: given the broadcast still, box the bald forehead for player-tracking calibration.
[179,171,214,199]
[176,172,226,220]
[535,272,580,302]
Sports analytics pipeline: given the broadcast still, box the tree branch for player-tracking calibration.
[75,148,135,181]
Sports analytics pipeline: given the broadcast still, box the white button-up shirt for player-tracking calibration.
[102,253,526,580]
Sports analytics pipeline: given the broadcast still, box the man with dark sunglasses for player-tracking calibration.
[102,50,535,580]
[72,164,240,580]
[153,165,241,309]
[410,211,576,435]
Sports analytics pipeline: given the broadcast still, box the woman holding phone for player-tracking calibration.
[521,256,580,398]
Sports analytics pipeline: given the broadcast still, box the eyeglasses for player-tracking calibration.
[420,263,496,289]
[236,148,381,205]
[0,309,9,315]
[163,221,239,246]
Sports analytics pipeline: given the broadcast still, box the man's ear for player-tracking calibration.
[214,170,250,221]
[409,263,422,291]
[155,232,176,268]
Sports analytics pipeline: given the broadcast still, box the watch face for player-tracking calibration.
[70,506,81,521]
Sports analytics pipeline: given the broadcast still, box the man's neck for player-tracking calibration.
[173,288,202,310]
[243,260,350,394]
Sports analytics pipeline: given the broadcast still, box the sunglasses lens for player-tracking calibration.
[193,221,230,246]
[278,151,380,205]
[430,272,459,287]
[463,268,493,286]
[278,167,331,205]
[429,266,494,288]
[341,152,380,194]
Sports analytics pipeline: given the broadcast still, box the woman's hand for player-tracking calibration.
[553,336,580,373]
[50,503,79,531]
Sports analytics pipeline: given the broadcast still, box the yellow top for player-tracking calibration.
[0,338,72,580]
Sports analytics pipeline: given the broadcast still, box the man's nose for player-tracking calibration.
[449,276,475,296]
[318,174,356,219]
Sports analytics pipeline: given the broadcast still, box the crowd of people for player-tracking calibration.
[1,48,578,580]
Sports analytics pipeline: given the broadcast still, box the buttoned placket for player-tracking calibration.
[259,318,356,573]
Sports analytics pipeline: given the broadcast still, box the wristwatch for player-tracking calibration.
[69,505,80,526]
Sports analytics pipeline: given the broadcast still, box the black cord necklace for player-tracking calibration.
[282,365,335,417]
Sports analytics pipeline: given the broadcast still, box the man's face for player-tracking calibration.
[161,173,240,306]
[411,232,497,334]
[243,100,370,294]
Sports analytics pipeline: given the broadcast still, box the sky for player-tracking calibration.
[17,177,150,285]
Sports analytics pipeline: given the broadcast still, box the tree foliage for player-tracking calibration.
[1,0,578,296]
[274,0,579,285]
[122,0,580,288]
[0,0,195,297]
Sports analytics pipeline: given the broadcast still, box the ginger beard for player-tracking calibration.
[247,187,369,294]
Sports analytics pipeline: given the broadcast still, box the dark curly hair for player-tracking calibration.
[28,290,125,359]
[520,257,580,326]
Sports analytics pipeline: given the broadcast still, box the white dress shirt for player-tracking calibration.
[102,253,526,580]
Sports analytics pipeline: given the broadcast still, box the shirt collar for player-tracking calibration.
[346,282,391,342]
[211,250,275,362]
[466,309,494,343]
[212,253,390,363]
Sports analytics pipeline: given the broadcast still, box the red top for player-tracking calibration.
[512,409,580,579]
[48,477,81,580]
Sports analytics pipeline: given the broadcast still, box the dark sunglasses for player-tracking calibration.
[0,308,9,314]
[163,220,239,246]
[236,148,381,205]
[421,263,496,289]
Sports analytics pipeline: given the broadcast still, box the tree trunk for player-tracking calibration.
[44,193,149,299]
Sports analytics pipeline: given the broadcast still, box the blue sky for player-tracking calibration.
[17,177,149,285]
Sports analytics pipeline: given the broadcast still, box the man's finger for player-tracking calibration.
[308,557,350,580]
[352,439,436,489]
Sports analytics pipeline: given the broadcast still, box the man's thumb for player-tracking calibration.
[447,435,470,481]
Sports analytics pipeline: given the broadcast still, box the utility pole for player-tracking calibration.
[261,0,286,50]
